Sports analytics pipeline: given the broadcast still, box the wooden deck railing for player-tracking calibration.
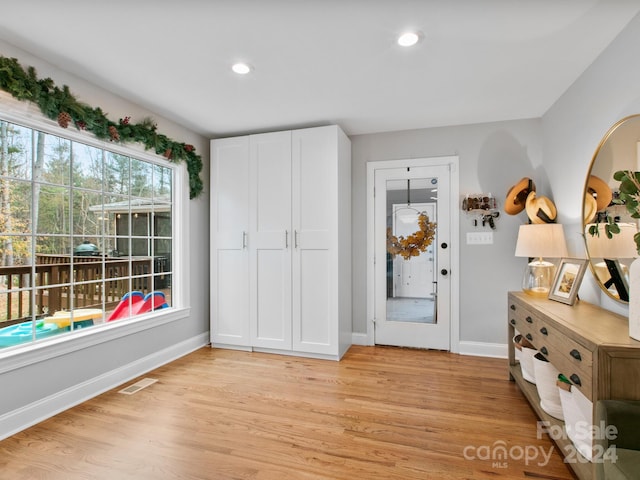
[0,255,156,326]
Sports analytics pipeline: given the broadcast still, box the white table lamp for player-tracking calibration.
[515,224,568,297]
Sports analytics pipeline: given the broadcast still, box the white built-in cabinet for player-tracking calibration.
[210,125,351,360]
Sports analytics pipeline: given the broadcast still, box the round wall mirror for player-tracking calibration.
[583,114,640,303]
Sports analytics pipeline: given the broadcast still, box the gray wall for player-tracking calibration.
[352,11,640,342]
[351,119,545,344]
[542,11,640,313]
[0,41,210,419]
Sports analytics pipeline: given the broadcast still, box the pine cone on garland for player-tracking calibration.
[57,112,72,128]
[164,148,172,159]
[108,125,120,141]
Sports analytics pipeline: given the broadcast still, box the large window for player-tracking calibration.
[0,120,174,350]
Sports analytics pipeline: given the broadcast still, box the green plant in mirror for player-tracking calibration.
[611,170,640,253]
[588,216,620,239]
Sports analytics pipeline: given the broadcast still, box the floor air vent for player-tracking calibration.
[119,378,158,395]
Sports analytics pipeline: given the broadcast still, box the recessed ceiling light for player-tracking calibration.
[232,63,252,75]
[397,32,420,47]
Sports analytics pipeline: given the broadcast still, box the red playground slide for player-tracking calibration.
[107,291,167,322]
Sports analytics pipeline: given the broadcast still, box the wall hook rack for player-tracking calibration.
[461,193,500,229]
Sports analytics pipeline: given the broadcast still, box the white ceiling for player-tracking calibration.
[0,0,639,138]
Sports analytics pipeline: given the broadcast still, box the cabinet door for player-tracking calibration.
[211,137,250,346]
[291,127,337,354]
[249,132,293,349]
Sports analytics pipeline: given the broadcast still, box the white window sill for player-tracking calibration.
[0,307,191,375]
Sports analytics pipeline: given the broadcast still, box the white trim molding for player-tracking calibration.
[351,332,371,346]
[458,341,508,359]
[366,156,460,353]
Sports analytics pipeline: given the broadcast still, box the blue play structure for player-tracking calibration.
[0,292,168,348]
[0,308,103,348]
[0,319,61,348]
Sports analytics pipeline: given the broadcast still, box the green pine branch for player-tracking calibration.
[0,56,203,198]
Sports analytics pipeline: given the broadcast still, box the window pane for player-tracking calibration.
[101,195,129,237]
[0,235,32,267]
[35,236,71,288]
[131,274,153,295]
[37,185,70,235]
[0,122,32,181]
[154,239,171,267]
[154,273,171,297]
[104,152,130,195]
[72,143,103,191]
[153,164,171,199]
[72,281,104,311]
[72,235,103,284]
[131,159,152,198]
[104,256,128,281]
[73,190,105,236]
[42,133,71,186]
[103,236,119,257]
[36,284,71,315]
[153,211,172,238]
[0,179,32,235]
[132,212,149,237]
[0,289,32,326]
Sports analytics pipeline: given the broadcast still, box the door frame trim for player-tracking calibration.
[366,156,460,352]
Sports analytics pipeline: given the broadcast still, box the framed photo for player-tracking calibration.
[548,258,588,305]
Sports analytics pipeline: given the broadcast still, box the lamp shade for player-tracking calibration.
[515,224,568,259]
[584,223,639,259]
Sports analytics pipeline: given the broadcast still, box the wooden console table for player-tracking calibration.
[508,291,640,480]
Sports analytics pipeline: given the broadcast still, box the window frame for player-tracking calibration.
[0,94,190,368]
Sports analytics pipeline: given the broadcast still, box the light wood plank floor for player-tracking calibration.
[0,346,576,479]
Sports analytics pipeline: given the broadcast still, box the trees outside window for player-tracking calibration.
[0,120,174,349]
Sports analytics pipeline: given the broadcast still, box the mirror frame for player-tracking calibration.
[582,113,640,303]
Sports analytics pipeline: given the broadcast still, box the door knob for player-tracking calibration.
[441,269,448,276]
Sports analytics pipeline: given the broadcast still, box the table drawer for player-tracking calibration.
[508,302,539,339]
[538,343,593,401]
[535,320,593,370]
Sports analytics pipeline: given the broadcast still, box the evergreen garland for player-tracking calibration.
[0,56,203,199]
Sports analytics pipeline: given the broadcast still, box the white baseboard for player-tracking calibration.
[0,332,209,441]
[351,334,506,358]
[458,341,508,358]
[351,332,371,346]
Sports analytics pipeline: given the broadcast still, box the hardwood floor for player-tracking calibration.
[0,346,576,479]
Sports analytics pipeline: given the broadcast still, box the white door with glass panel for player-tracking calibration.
[374,165,450,349]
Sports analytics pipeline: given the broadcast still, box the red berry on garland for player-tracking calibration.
[76,120,87,130]
[108,125,120,141]
[121,116,131,125]
[57,111,72,128]
[184,144,194,153]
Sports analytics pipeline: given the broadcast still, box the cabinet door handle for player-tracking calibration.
[526,316,533,324]
[242,231,247,249]
[294,230,299,248]
[510,304,516,311]
[540,346,548,355]
[525,333,533,341]
[540,327,548,336]
[510,319,516,326]
[285,230,289,248]
[570,374,582,386]
[570,349,582,361]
